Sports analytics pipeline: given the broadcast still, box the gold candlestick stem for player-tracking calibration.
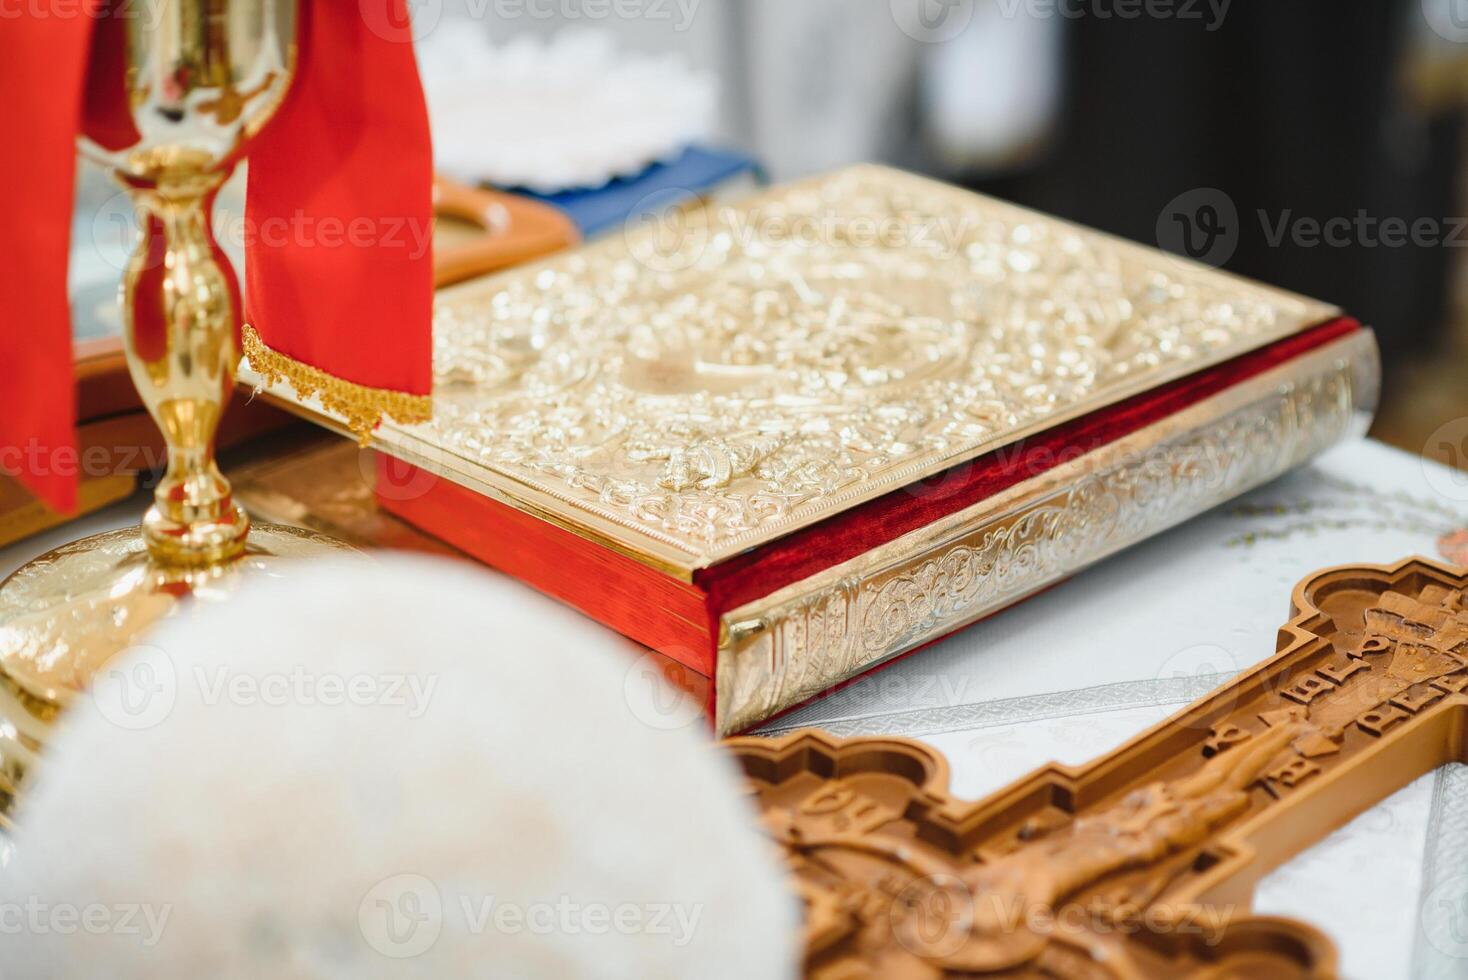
[127,173,251,568]
[0,0,355,821]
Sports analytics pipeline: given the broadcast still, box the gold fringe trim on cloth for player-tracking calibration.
[242,324,432,443]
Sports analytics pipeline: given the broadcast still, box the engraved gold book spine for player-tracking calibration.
[713,330,1377,733]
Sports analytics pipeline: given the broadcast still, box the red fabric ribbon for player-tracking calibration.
[246,2,434,404]
[0,1,434,514]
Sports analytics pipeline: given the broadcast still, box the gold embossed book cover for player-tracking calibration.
[245,165,1379,734]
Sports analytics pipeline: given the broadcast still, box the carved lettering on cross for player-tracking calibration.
[729,557,1468,978]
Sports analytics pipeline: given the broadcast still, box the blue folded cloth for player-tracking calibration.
[516,146,764,238]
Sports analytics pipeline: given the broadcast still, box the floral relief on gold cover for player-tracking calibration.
[412,165,1337,567]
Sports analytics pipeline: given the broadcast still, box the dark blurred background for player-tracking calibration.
[945,1,1468,461]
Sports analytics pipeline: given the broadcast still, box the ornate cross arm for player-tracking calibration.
[729,556,1468,978]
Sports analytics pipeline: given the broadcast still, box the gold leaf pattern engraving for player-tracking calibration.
[416,165,1338,569]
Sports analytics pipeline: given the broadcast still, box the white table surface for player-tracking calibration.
[5,437,1465,979]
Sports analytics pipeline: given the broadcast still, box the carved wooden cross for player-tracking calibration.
[728,557,1468,978]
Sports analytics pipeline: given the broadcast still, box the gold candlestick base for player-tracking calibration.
[0,521,354,823]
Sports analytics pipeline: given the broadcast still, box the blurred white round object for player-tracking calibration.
[420,30,717,193]
[1,556,797,979]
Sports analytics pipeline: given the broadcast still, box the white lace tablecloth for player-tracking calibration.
[4,437,1463,978]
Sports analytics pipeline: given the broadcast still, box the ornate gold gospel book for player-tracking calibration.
[244,165,1379,734]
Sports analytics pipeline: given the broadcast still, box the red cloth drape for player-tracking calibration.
[245,2,434,400]
[0,5,97,513]
[0,1,433,514]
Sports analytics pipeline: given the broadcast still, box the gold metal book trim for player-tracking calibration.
[242,324,433,444]
[713,330,1379,735]
[233,368,701,580]
[248,165,1343,574]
